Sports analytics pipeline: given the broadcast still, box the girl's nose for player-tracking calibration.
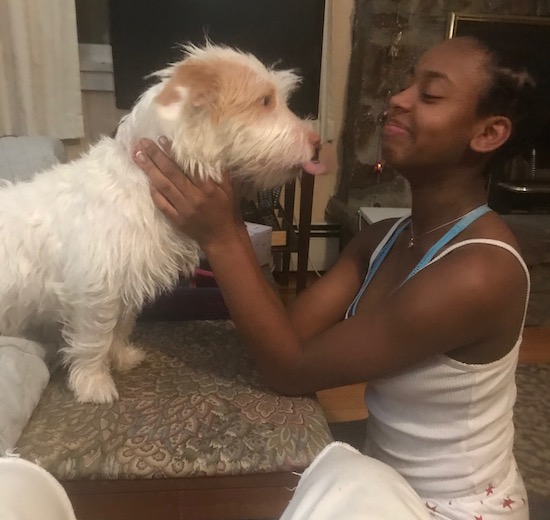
[389,86,412,111]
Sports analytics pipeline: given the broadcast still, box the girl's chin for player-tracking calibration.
[379,151,411,173]
[380,145,399,165]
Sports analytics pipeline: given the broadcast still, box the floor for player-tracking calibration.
[275,272,550,423]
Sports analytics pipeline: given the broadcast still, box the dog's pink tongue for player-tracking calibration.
[302,160,326,175]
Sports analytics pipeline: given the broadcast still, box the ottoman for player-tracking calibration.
[16,320,333,520]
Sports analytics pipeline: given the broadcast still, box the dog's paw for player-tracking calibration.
[111,344,146,372]
[70,369,119,404]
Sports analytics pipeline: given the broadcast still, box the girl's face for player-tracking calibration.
[382,38,492,177]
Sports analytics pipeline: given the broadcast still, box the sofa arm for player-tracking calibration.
[0,136,66,183]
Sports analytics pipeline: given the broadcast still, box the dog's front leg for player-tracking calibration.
[110,310,145,372]
[61,308,120,404]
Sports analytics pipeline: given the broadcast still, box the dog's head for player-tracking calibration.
[149,44,324,188]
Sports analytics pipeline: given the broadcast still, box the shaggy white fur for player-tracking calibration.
[0,44,323,403]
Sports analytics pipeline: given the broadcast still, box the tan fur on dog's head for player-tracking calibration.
[155,44,300,119]
[156,58,282,122]
[146,44,321,188]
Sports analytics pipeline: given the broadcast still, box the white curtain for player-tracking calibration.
[318,0,334,143]
[0,0,84,139]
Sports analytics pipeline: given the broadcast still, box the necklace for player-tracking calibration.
[408,211,471,248]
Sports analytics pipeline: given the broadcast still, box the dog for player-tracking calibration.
[0,43,325,404]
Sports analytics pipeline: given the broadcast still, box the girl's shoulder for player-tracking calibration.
[457,210,521,251]
[349,217,408,267]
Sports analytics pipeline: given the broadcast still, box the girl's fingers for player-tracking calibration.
[158,135,172,154]
[138,138,189,188]
[134,139,235,229]
[134,142,189,210]
[149,186,179,221]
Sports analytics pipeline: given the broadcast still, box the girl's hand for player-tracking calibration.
[133,137,241,247]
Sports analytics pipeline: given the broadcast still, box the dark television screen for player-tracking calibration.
[109,0,326,118]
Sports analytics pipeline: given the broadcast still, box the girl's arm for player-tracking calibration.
[134,140,527,395]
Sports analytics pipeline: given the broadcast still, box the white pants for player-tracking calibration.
[280,442,431,520]
[425,460,528,520]
[280,443,529,520]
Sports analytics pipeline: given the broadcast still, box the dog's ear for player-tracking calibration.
[155,61,220,120]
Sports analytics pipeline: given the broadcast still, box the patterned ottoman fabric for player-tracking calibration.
[16,321,333,480]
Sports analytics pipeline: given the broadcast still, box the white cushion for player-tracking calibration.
[0,136,66,183]
[0,457,76,520]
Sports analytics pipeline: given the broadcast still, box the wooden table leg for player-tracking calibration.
[278,181,297,287]
[296,173,315,294]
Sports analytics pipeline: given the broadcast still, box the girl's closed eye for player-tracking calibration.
[420,92,443,103]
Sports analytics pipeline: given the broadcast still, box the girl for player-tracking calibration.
[134,36,537,519]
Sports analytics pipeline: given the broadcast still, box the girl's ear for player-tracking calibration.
[470,115,512,154]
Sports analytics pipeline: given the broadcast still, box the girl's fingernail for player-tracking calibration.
[135,150,146,163]
[158,135,169,147]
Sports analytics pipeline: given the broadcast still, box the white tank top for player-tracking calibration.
[356,223,531,499]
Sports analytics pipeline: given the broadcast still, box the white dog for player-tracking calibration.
[0,44,324,404]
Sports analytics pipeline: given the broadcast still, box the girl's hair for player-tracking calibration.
[469,35,540,160]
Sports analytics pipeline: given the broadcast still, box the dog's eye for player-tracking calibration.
[262,95,272,107]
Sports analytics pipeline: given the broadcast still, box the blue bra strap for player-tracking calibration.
[346,204,491,318]
[346,216,411,318]
[400,204,491,286]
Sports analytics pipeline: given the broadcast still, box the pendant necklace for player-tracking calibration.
[409,212,470,249]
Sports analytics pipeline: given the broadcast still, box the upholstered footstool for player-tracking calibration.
[16,321,333,520]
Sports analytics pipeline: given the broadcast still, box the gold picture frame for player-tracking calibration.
[447,12,550,40]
